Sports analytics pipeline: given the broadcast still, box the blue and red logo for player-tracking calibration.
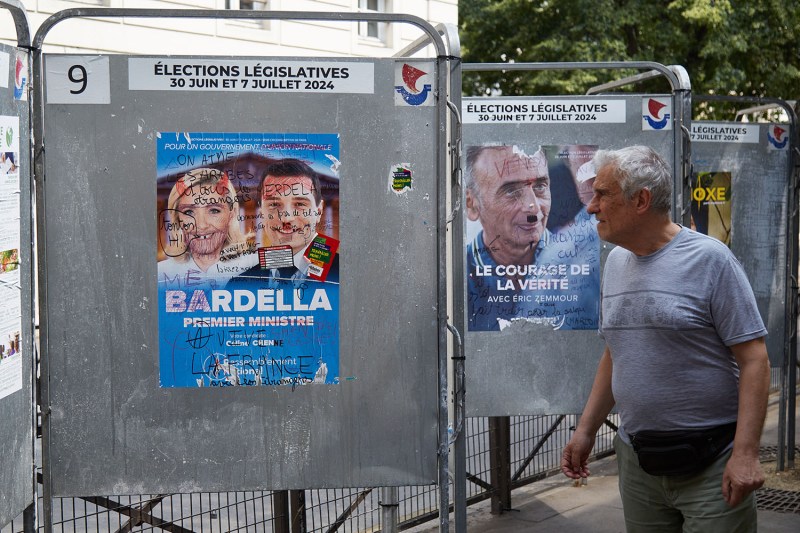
[13,55,26,101]
[642,97,671,130]
[395,63,432,106]
[767,125,789,150]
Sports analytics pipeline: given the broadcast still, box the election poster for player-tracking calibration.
[690,171,731,246]
[157,132,340,388]
[0,114,21,400]
[466,144,599,332]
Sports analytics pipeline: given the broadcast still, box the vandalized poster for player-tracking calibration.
[690,171,731,246]
[157,132,340,387]
[466,144,600,331]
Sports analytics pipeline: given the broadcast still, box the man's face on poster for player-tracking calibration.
[177,183,233,261]
[261,174,323,255]
[467,146,551,263]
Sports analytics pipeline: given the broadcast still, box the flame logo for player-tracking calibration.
[648,99,667,119]
[402,64,427,92]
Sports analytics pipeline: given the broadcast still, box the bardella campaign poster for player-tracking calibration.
[466,144,599,331]
[157,132,340,387]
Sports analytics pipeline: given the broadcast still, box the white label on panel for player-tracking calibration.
[0,52,9,89]
[690,123,760,143]
[45,56,111,104]
[462,99,626,124]
[128,59,375,94]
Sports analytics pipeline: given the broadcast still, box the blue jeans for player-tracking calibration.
[614,434,757,532]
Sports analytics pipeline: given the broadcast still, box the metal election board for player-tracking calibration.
[689,119,794,367]
[37,38,445,494]
[0,0,33,526]
[461,66,686,416]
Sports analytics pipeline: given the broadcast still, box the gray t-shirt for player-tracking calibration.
[599,227,766,440]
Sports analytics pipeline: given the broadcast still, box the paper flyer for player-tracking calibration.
[0,114,21,400]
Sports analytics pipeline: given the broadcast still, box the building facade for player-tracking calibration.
[0,0,458,56]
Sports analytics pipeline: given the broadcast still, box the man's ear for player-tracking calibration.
[466,190,480,221]
[635,187,652,214]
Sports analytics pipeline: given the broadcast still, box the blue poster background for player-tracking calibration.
[157,132,340,387]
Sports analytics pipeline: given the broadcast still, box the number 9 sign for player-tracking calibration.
[45,55,110,104]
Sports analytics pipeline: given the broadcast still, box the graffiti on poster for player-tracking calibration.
[690,171,731,246]
[157,132,340,388]
[466,144,600,331]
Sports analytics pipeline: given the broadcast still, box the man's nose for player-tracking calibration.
[586,194,599,214]
[521,188,542,212]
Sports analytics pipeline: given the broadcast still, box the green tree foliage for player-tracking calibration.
[461,0,800,109]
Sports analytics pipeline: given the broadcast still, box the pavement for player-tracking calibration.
[408,394,800,532]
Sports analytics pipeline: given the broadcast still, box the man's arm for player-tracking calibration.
[561,346,616,479]
[723,336,770,507]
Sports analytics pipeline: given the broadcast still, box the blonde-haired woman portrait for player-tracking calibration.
[158,167,256,289]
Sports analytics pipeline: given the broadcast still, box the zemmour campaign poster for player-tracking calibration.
[157,132,340,387]
[466,144,600,331]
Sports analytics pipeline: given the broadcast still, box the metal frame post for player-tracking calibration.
[272,491,290,533]
[395,21,464,532]
[289,490,305,533]
[379,487,399,533]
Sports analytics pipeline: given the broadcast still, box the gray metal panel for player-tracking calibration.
[690,123,792,367]
[464,94,675,417]
[0,40,33,527]
[40,55,440,496]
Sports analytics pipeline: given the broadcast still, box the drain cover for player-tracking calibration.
[756,487,800,514]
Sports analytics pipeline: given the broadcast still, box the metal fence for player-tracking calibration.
[1,364,787,533]
[3,410,622,532]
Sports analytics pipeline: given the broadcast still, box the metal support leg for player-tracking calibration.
[379,487,399,533]
[22,503,35,533]
[272,491,290,533]
[289,490,306,533]
[488,416,511,515]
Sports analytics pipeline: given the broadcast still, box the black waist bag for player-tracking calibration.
[630,422,737,476]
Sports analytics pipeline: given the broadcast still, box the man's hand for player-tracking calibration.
[561,431,595,480]
[722,452,765,507]
[562,347,615,480]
